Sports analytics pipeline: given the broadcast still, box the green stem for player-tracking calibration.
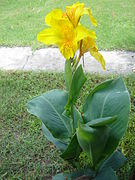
[71,106,75,134]
[73,54,81,72]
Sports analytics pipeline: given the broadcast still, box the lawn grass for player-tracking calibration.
[0,0,135,51]
[0,71,135,179]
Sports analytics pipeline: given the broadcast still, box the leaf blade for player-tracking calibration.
[87,116,117,127]
[82,78,130,161]
[27,89,71,140]
[60,134,82,160]
[42,123,67,151]
[76,123,110,166]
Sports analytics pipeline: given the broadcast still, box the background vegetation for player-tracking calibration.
[0,71,135,179]
[0,0,135,50]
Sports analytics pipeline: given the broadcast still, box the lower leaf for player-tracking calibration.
[99,148,126,171]
[76,122,109,167]
[52,168,96,180]
[60,134,82,161]
[94,167,117,180]
[42,123,67,152]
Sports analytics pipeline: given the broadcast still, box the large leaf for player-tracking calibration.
[42,123,67,151]
[82,78,130,159]
[27,89,82,159]
[27,89,72,140]
[52,173,65,180]
[60,108,83,160]
[60,134,82,160]
[99,148,126,171]
[65,65,87,112]
[52,168,96,180]
[76,122,110,166]
[87,116,117,127]
[94,167,117,180]
[52,167,117,180]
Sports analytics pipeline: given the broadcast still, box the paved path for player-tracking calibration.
[0,47,135,74]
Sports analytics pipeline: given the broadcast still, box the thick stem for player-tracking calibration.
[65,59,72,91]
[73,54,81,71]
[71,106,75,134]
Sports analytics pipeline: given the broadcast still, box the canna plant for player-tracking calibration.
[27,2,130,180]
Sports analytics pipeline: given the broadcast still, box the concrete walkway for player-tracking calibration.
[0,47,135,74]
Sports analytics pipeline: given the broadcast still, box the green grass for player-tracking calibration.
[0,0,135,51]
[0,71,135,179]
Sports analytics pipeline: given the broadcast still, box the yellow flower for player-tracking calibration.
[37,19,77,59]
[66,2,97,27]
[37,9,96,60]
[37,3,103,63]
[80,37,105,70]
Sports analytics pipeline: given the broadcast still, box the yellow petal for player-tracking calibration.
[59,29,78,60]
[66,2,97,27]
[83,8,98,26]
[76,25,96,42]
[66,2,84,27]
[80,37,96,54]
[37,28,61,45]
[45,9,63,26]
[78,36,105,69]
[59,42,77,60]
[90,48,105,70]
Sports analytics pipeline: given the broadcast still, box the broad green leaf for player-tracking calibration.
[65,65,87,112]
[52,168,96,180]
[65,60,72,91]
[52,167,117,180]
[27,89,72,140]
[87,116,117,127]
[76,123,110,166]
[42,123,67,151]
[68,168,95,179]
[62,106,83,134]
[99,149,126,171]
[83,78,130,160]
[27,89,82,159]
[60,134,82,160]
[60,108,83,160]
[94,167,117,180]
[52,173,65,180]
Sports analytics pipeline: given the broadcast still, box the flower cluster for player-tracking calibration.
[37,2,105,69]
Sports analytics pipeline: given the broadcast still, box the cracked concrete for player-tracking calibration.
[0,47,135,74]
